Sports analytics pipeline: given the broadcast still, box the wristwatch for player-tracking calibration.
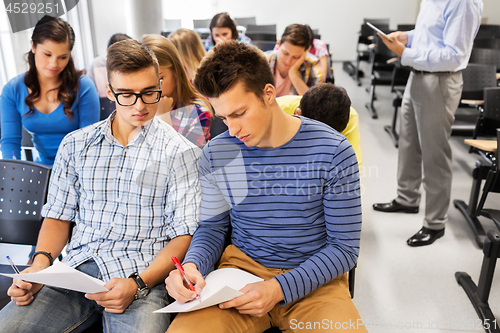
[128,272,149,299]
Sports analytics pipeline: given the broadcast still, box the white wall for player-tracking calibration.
[90,0,128,57]
[483,0,500,24]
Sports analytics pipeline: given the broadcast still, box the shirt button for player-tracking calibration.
[124,148,128,153]
[111,223,115,227]
[118,172,122,177]
[117,197,120,202]
[93,252,98,257]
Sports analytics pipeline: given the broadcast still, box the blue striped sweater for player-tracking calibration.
[184,116,362,304]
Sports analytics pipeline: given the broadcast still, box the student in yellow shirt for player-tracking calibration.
[276,84,362,166]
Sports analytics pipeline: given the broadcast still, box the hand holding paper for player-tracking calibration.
[156,268,263,313]
[6,263,47,306]
[0,262,108,294]
[218,278,284,317]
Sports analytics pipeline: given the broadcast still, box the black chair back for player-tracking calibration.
[252,40,276,51]
[245,24,276,42]
[209,115,228,140]
[99,97,115,121]
[234,17,256,27]
[397,24,415,31]
[359,23,389,45]
[476,24,500,40]
[469,48,500,71]
[0,160,51,246]
[193,19,211,29]
[461,64,497,101]
[473,87,500,138]
[246,24,276,34]
[0,160,51,309]
[363,18,389,25]
[474,38,500,50]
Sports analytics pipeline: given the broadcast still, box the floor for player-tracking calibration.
[1,62,499,333]
[337,61,500,332]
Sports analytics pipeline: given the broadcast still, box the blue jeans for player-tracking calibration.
[0,260,171,333]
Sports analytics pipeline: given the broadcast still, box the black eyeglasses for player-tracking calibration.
[109,84,162,106]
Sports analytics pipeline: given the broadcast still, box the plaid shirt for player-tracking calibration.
[265,50,323,95]
[171,98,212,148]
[42,114,201,282]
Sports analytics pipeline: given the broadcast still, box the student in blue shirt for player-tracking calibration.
[0,15,99,165]
[165,41,366,333]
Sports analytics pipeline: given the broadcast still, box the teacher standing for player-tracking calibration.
[373,0,483,247]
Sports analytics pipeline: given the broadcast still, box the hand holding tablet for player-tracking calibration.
[366,22,394,42]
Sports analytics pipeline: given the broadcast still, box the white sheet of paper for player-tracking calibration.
[0,262,108,294]
[154,268,263,313]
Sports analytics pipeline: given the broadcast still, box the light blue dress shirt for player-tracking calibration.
[402,0,483,72]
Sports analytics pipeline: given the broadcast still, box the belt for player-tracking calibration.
[411,69,457,75]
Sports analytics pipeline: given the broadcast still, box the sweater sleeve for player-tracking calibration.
[182,143,231,275]
[1,79,23,160]
[273,138,361,304]
[77,75,100,128]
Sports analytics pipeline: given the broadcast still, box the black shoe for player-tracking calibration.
[407,227,445,247]
[373,200,419,213]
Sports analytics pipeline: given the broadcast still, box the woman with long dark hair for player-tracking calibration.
[203,12,252,51]
[1,15,99,165]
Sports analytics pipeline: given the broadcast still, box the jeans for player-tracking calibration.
[0,260,170,333]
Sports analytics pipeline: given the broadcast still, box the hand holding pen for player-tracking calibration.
[5,256,46,306]
[171,256,200,301]
[6,256,20,273]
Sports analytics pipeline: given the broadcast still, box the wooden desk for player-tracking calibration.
[464,139,498,152]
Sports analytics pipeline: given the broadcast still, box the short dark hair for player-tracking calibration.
[209,12,238,44]
[280,24,312,49]
[106,39,159,83]
[299,83,351,132]
[107,33,132,48]
[194,40,274,100]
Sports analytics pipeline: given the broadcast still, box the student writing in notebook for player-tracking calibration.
[0,39,201,333]
[165,41,366,333]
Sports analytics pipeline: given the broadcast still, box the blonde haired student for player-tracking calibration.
[141,34,212,148]
[168,28,206,82]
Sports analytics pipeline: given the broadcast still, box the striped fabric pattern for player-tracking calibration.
[184,117,361,304]
[42,114,201,282]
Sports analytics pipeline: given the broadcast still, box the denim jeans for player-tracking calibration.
[0,260,171,333]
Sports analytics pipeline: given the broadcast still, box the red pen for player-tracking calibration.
[171,256,200,300]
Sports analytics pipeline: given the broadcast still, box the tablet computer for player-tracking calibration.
[366,22,394,42]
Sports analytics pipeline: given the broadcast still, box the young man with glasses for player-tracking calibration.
[0,39,201,333]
